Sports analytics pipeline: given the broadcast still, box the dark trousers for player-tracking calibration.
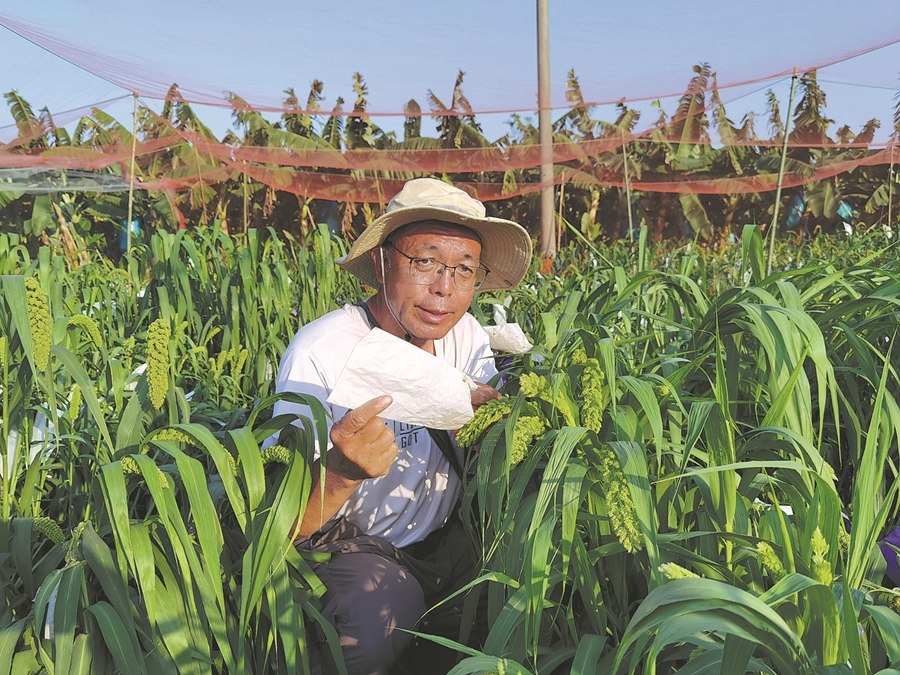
[298,514,479,675]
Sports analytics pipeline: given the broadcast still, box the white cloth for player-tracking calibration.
[272,304,497,547]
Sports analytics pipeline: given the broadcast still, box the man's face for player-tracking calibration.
[377,222,482,342]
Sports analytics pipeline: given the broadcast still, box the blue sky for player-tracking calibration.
[0,1,898,143]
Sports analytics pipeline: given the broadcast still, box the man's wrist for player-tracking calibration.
[323,459,366,488]
[324,449,373,483]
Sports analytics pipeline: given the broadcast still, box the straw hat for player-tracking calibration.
[336,178,533,292]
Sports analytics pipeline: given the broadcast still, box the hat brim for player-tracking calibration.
[336,205,533,292]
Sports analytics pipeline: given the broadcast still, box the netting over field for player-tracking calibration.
[0,88,896,204]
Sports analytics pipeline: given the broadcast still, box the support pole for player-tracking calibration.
[557,181,565,252]
[622,131,635,243]
[243,160,249,233]
[767,69,798,276]
[537,0,555,257]
[888,145,894,231]
[126,92,138,251]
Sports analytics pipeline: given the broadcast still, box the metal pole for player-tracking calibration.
[537,0,555,256]
[767,69,798,276]
[126,92,138,251]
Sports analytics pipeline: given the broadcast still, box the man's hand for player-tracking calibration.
[471,381,501,410]
[326,395,398,481]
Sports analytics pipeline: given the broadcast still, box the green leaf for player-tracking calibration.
[866,604,900,665]
[86,601,145,675]
[81,524,146,672]
[239,446,308,638]
[571,634,606,675]
[446,654,533,675]
[741,224,765,285]
[0,619,27,675]
[614,578,812,674]
[53,563,86,675]
[51,344,115,461]
[11,519,34,596]
[29,194,54,236]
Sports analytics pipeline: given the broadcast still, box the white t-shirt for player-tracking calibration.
[272,304,497,548]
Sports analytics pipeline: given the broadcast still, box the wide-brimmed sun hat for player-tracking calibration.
[336,178,533,292]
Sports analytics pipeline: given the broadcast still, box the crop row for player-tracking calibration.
[0,226,899,673]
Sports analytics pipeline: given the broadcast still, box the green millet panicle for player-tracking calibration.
[232,348,249,377]
[519,372,552,401]
[261,444,292,466]
[68,314,103,348]
[571,348,588,365]
[873,591,900,614]
[756,541,786,580]
[597,445,643,553]
[838,528,850,555]
[68,384,82,424]
[509,416,545,466]
[456,397,513,448]
[25,277,52,371]
[151,428,193,444]
[120,456,141,474]
[65,521,88,564]
[659,562,699,580]
[120,455,171,489]
[810,526,833,586]
[0,334,8,372]
[157,469,172,489]
[173,320,188,348]
[141,428,193,474]
[122,335,135,362]
[107,268,132,286]
[580,357,609,434]
[519,372,576,426]
[33,517,66,546]
[146,319,171,409]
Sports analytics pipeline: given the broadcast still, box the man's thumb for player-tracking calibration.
[335,395,392,433]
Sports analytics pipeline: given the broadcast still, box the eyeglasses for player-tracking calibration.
[383,241,489,290]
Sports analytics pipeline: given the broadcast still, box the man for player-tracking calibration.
[272,178,532,675]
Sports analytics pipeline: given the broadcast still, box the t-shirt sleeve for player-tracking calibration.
[465,319,499,384]
[269,340,336,456]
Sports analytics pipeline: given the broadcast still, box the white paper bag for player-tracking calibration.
[327,328,476,430]
[484,302,533,354]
